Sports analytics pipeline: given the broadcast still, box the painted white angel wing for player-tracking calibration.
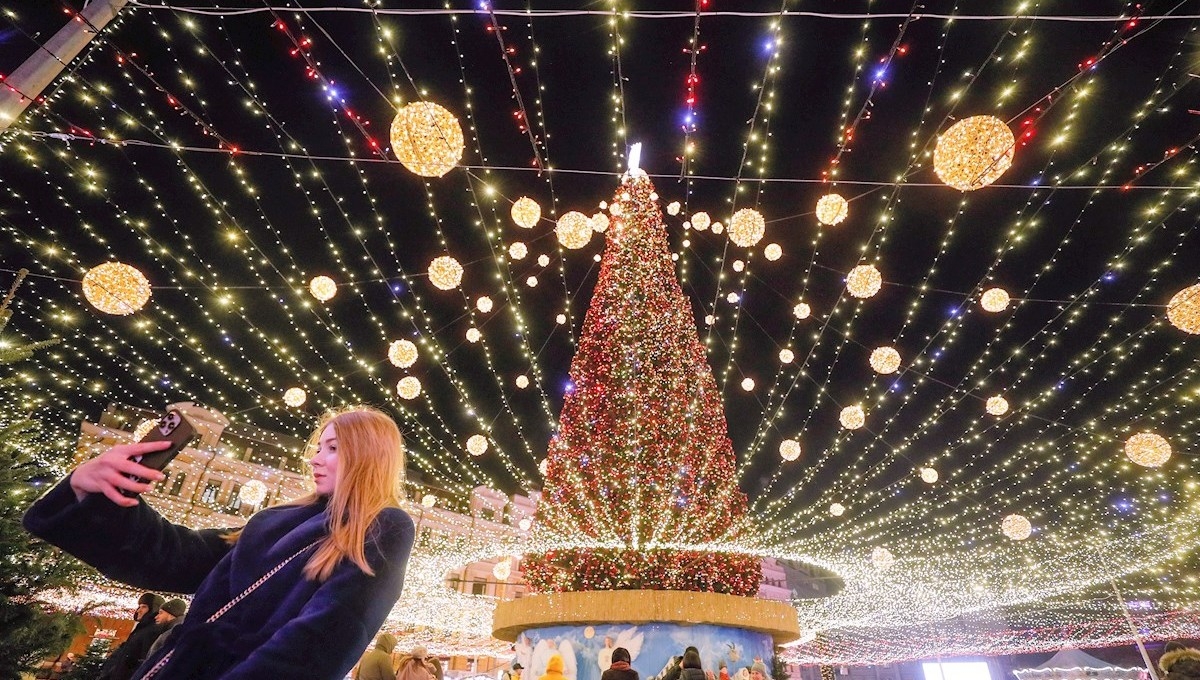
[614,627,644,661]
[558,640,578,680]
[531,640,552,680]
[515,636,534,673]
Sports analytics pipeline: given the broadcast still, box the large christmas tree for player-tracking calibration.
[524,171,760,596]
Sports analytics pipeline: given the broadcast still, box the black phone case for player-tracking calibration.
[132,410,198,477]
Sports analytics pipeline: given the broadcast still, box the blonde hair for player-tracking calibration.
[224,405,406,582]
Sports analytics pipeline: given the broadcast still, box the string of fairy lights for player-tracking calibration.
[2,0,1200,663]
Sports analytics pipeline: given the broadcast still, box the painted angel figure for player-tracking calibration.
[514,634,534,674]
[558,638,579,680]
[614,627,644,662]
[529,638,558,680]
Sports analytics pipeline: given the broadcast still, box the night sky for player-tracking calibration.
[2,0,1200,647]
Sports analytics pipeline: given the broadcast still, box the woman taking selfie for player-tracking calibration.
[24,406,415,680]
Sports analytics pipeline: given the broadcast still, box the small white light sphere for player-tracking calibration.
[764,243,783,261]
[1168,284,1200,334]
[733,260,745,273]
[396,376,421,400]
[869,346,902,374]
[1001,514,1033,540]
[779,348,795,364]
[779,439,802,461]
[492,558,513,581]
[728,208,766,247]
[726,292,740,304]
[556,211,593,249]
[515,374,530,389]
[526,276,538,288]
[871,547,896,570]
[466,328,482,343]
[711,222,724,234]
[538,459,549,476]
[239,479,268,506]
[537,254,550,267]
[840,405,865,430]
[466,434,489,456]
[518,517,532,531]
[388,339,418,368]
[283,387,307,407]
[82,262,152,315]
[704,315,715,325]
[555,313,567,324]
[691,212,711,231]
[508,242,528,260]
[794,302,812,320]
[476,296,494,313]
[591,213,610,233]
[667,201,681,216]
[815,193,850,226]
[421,494,437,508]
[981,287,1011,312]
[986,395,1009,416]
[829,502,845,517]
[919,467,939,484]
[741,377,755,392]
[309,276,337,302]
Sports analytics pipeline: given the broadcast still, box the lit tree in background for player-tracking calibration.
[524,174,760,596]
[0,270,86,678]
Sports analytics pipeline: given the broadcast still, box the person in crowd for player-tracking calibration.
[718,661,730,680]
[661,646,699,680]
[749,661,771,680]
[395,646,436,680]
[505,662,525,680]
[24,406,416,680]
[680,649,706,680]
[539,654,569,680]
[144,598,187,660]
[130,593,165,637]
[97,595,179,680]
[1161,641,1200,680]
[601,647,638,680]
[428,654,445,680]
[356,633,398,680]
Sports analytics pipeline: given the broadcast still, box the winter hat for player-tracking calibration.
[160,598,187,617]
[612,648,631,665]
[411,646,428,660]
[1165,641,1188,653]
[139,593,165,610]
[750,662,769,676]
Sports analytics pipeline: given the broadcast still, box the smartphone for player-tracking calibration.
[125,410,198,489]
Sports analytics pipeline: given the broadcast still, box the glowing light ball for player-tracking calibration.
[704,315,715,325]
[1001,514,1032,540]
[920,467,939,484]
[870,346,901,374]
[526,276,538,288]
[840,405,865,430]
[555,211,593,249]
[390,101,464,178]
[726,292,740,304]
[388,339,418,368]
[515,374,530,389]
[466,434,489,456]
[1167,284,1200,334]
[711,222,724,235]
[396,376,421,400]
[981,287,1011,312]
[82,262,152,315]
[132,419,156,441]
[764,243,782,261]
[511,196,541,229]
[476,296,494,313]
[846,264,883,299]
[518,517,532,531]
[508,242,528,260]
[667,201,681,216]
[493,558,513,581]
[741,377,755,392]
[779,439,801,461]
[239,479,268,506]
[555,313,567,324]
[829,502,845,517]
[538,459,549,476]
[815,193,849,226]
[1125,432,1171,468]
[933,115,1015,191]
[466,328,482,343]
[591,213,610,233]
[537,254,550,267]
[283,387,307,407]
[779,348,795,364]
[428,256,463,290]
[308,276,337,302]
[986,395,1009,416]
[871,547,896,571]
[732,260,745,273]
[794,302,812,320]
[729,208,766,247]
[421,494,437,508]
[691,212,711,231]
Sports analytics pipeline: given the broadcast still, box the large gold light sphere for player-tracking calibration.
[390,101,464,178]
[981,287,1011,313]
[466,434,489,457]
[815,193,849,226]
[428,255,463,290]
[728,208,766,247]
[793,302,812,320]
[508,242,528,260]
[283,387,307,407]
[779,439,802,462]
[1001,514,1033,540]
[986,395,1009,416]
[933,115,1016,191]
[869,346,902,374]
[829,502,846,517]
[871,547,896,571]
[132,419,157,441]
[690,211,711,231]
[847,264,883,299]
[308,276,337,302]
[556,211,593,249]
[239,479,268,506]
[1167,284,1200,334]
[396,376,422,400]
[511,196,541,229]
[388,339,418,368]
[919,467,939,484]
[840,404,865,430]
[82,262,152,315]
[1125,432,1171,468]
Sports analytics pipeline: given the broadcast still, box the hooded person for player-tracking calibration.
[1161,642,1200,680]
[98,596,177,680]
[354,632,397,680]
[540,654,569,680]
[601,647,638,680]
[396,646,435,680]
[130,593,165,636]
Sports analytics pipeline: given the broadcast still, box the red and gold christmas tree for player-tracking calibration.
[523,170,760,596]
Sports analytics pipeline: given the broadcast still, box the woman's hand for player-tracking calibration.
[69,441,171,507]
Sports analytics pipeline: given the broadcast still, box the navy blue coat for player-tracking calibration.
[24,476,415,680]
